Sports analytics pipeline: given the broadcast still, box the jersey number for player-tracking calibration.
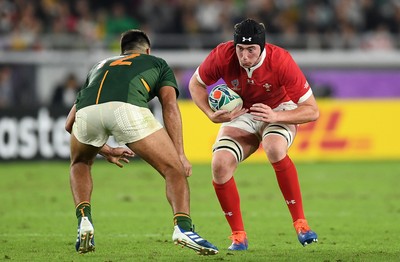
[110,54,140,66]
[96,54,142,104]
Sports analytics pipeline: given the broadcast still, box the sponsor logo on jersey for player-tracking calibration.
[247,79,254,84]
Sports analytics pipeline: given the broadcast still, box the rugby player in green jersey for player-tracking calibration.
[65,29,218,255]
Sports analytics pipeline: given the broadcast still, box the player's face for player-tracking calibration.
[235,44,261,68]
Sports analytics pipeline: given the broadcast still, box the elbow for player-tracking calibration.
[65,116,74,134]
[311,108,320,122]
[65,123,72,134]
[65,104,76,134]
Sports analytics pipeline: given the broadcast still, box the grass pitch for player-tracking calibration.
[0,160,399,261]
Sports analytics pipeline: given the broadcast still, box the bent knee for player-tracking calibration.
[159,162,185,178]
[264,145,287,163]
[212,152,237,183]
[70,156,95,167]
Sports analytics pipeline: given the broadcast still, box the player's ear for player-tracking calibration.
[146,48,151,55]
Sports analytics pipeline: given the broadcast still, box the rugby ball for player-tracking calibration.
[208,84,243,112]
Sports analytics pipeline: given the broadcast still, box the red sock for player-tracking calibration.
[272,155,305,222]
[213,177,244,232]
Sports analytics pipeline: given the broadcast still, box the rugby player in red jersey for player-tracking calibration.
[189,18,319,250]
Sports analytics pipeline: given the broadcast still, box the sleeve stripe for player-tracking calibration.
[298,88,313,103]
[141,78,151,92]
[195,67,206,86]
[96,70,109,104]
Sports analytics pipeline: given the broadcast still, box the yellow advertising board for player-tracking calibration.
[180,99,400,163]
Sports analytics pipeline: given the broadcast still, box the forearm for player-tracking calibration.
[275,104,319,124]
[188,75,214,118]
[251,94,319,125]
[162,102,185,155]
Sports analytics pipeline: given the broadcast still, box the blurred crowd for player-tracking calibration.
[1,0,400,51]
[1,0,400,109]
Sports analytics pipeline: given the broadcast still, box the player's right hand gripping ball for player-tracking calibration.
[208,84,243,112]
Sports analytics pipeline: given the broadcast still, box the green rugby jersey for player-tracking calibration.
[75,53,179,110]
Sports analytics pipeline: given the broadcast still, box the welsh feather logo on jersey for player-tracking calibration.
[263,83,272,92]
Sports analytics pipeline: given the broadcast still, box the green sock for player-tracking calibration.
[174,213,192,231]
[76,202,92,225]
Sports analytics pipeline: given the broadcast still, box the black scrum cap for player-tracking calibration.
[234,19,266,53]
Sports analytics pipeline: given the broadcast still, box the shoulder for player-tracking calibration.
[203,41,237,67]
[266,44,292,60]
[212,41,236,57]
[215,41,235,51]
[145,54,171,67]
[264,43,298,71]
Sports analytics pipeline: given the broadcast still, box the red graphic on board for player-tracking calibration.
[296,110,370,152]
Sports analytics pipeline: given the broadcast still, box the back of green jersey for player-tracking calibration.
[75,53,178,110]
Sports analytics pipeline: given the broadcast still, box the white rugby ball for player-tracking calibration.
[208,84,243,112]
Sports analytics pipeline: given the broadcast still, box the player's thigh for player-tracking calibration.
[211,127,259,183]
[126,128,184,176]
[216,126,260,161]
[70,134,101,164]
[261,124,297,162]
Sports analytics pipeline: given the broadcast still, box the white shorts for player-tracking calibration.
[72,102,163,147]
[221,101,297,147]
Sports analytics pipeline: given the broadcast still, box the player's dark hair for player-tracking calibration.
[234,18,266,53]
[120,29,151,55]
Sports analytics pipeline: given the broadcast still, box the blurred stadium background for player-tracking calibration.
[1,0,400,162]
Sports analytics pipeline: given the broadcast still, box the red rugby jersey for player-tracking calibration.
[197,41,312,109]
